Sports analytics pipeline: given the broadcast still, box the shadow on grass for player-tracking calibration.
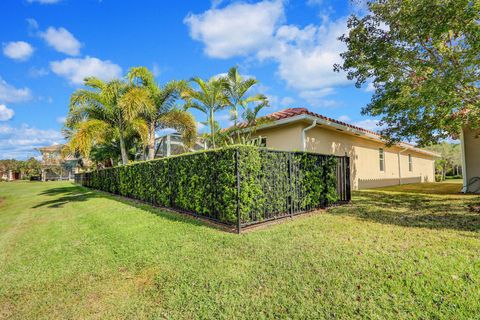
[331,184,480,233]
[32,185,100,209]
[32,183,230,232]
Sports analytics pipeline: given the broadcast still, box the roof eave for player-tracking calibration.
[249,114,440,158]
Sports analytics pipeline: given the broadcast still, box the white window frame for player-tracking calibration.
[379,148,385,172]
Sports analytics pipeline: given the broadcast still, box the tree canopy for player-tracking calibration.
[335,0,480,145]
[126,67,196,160]
[426,142,462,179]
[64,77,148,165]
[61,66,269,166]
[0,158,41,178]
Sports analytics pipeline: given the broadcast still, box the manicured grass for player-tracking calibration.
[0,181,479,319]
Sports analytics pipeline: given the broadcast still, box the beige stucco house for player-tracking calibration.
[246,108,438,190]
[37,144,79,181]
[461,127,480,193]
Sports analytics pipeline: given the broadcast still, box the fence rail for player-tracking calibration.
[75,146,350,233]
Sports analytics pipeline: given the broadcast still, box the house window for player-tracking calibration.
[379,148,385,171]
[259,137,267,147]
[408,154,413,172]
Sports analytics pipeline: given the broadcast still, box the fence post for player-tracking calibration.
[235,148,241,234]
[288,153,293,217]
[345,156,351,202]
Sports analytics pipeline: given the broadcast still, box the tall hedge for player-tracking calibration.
[75,145,340,225]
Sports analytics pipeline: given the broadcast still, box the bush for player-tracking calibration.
[445,175,462,180]
[75,145,341,225]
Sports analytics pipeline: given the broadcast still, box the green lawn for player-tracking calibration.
[1,181,479,319]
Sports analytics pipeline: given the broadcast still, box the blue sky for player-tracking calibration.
[0,0,378,159]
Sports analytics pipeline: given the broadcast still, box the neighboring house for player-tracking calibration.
[0,170,21,181]
[36,145,79,181]
[154,132,207,158]
[461,127,480,193]
[243,108,438,190]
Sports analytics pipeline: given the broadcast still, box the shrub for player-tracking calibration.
[445,175,462,180]
[75,145,342,225]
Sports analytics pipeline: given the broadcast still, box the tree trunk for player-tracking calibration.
[148,122,156,160]
[234,106,239,143]
[119,133,128,165]
[210,108,215,149]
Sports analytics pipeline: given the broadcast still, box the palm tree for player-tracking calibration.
[182,77,229,148]
[64,77,148,165]
[223,67,269,140]
[126,67,197,160]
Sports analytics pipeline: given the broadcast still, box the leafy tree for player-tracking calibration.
[0,159,21,174]
[335,0,480,146]
[126,67,197,160]
[23,157,42,177]
[426,142,462,179]
[88,135,144,168]
[182,77,229,148]
[0,158,41,179]
[64,77,148,165]
[223,66,269,141]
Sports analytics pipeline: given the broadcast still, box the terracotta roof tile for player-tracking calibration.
[238,107,379,136]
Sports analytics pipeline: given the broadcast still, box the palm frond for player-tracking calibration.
[128,118,149,146]
[120,86,155,121]
[158,109,197,148]
[68,119,110,158]
[83,77,107,91]
[244,93,268,104]
[128,66,158,94]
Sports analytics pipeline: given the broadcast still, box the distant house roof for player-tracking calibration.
[239,107,439,157]
[37,144,64,153]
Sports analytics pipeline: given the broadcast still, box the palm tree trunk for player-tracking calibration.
[148,122,156,160]
[234,106,239,143]
[119,133,128,165]
[210,108,215,149]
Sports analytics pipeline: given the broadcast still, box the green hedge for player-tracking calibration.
[75,145,342,225]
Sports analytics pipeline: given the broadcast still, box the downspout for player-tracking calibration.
[302,119,317,151]
[397,147,408,185]
[460,129,468,193]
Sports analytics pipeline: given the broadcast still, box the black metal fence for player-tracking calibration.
[237,150,350,228]
[75,147,350,233]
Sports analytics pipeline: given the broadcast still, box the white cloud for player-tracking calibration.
[196,121,206,132]
[352,119,383,132]
[185,0,284,58]
[27,0,62,4]
[365,82,375,92]
[56,116,66,124]
[50,56,122,85]
[185,2,352,107]
[26,18,39,30]
[0,78,32,104]
[298,88,339,107]
[3,41,34,61]
[216,113,232,122]
[28,67,49,78]
[338,115,351,122]
[0,123,63,159]
[152,63,161,77]
[258,18,350,95]
[307,0,323,5]
[0,105,14,121]
[280,96,295,106]
[40,27,82,55]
